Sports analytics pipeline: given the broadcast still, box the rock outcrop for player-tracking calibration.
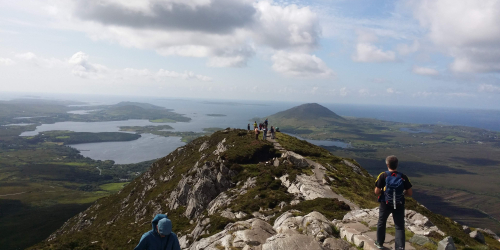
[470,230,485,244]
[188,211,355,250]
[168,160,237,218]
[437,237,456,250]
[341,208,444,236]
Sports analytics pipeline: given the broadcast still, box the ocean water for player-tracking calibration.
[322,104,500,132]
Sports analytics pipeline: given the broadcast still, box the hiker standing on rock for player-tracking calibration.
[270,126,275,139]
[374,155,413,250]
[247,123,250,131]
[134,214,181,250]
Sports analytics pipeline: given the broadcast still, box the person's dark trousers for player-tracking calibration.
[377,202,405,250]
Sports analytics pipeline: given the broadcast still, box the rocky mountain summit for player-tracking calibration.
[30,129,500,250]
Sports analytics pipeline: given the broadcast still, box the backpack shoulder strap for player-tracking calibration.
[386,171,402,178]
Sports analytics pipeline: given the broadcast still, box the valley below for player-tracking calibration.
[1,99,500,249]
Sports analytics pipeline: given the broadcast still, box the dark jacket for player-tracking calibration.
[134,214,181,250]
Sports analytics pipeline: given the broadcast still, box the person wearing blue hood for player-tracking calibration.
[134,214,181,250]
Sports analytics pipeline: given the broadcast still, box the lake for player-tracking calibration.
[69,133,184,164]
[283,133,351,148]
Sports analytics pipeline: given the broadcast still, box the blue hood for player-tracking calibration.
[157,218,172,236]
[134,214,180,250]
[151,214,168,233]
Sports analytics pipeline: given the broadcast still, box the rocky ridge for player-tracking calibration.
[30,129,500,250]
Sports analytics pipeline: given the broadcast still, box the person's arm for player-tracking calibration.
[404,188,413,197]
[403,174,413,197]
[374,172,385,195]
[173,236,181,250]
[134,233,149,250]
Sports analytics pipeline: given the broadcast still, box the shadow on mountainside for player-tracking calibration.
[0,199,89,250]
[450,157,500,166]
[354,158,476,177]
[412,190,500,235]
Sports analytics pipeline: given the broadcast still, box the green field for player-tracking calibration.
[0,119,156,249]
[100,182,130,192]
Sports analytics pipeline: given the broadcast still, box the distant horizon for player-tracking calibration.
[3,92,500,132]
[2,90,500,111]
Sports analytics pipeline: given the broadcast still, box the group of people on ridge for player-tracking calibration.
[248,118,279,141]
[134,154,412,250]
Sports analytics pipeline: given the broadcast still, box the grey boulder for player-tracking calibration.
[470,230,485,244]
[437,236,456,250]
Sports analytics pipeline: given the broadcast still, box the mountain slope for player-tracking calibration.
[29,129,500,250]
[266,103,348,132]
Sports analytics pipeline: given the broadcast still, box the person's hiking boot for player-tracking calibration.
[374,241,384,249]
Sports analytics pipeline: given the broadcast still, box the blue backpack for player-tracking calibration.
[384,171,405,209]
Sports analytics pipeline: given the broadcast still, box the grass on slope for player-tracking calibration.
[276,132,378,208]
[29,129,280,250]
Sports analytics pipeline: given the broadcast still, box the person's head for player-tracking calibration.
[156,218,172,238]
[385,155,398,170]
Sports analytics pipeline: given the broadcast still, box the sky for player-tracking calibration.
[1,0,500,109]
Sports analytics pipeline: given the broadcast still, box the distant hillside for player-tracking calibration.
[92,102,191,122]
[266,103,348,131]
[113,101,168,110]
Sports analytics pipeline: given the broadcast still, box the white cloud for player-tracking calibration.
[66,51,211,81]
[412,91,436,98]
[446,92,474,97]
[253,1,320,51]
[156,69,212,81]
[15,52,65,68]
[409,0,500,73]
[0,58,15,66]
[340,87,348,96]
[396,41,420,56]
[356,30,378,43]
[68,51,108,78]
[412,66,439,76]
[358,88,370,96]
[39,0,320,68]
[386,88,402,94]
[478,84,500,94]
[15,52,37,60]
[311,86,318,94]
[352,43,396,63]
[271,51,333,78]
[9,51,212,82]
